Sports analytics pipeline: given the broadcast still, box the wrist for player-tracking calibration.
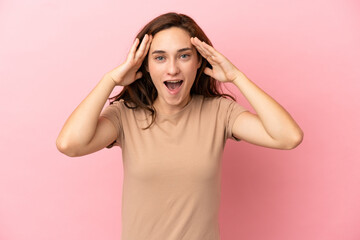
[232,71,248,86]
[102,74,117,88]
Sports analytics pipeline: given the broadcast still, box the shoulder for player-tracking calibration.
[108,99,138,111]
[190,94,240,115]
[101,99,141,121]
[198,95,236,108]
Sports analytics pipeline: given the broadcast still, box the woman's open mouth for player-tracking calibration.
[163,80,183,95]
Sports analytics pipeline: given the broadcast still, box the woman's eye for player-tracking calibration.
[154,54,190,61]
[155,56,164,61]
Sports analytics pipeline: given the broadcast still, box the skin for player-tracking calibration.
[142,26,303,149]
[56,27,303,158]
[146,27,202,115]
[190,35,304,149]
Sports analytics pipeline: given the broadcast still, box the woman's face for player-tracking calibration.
[146,27,202,111]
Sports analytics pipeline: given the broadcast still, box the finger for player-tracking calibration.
[127,38,140,61]
[191,37,206,54]
[196,45,215,64]
[197,38,219,57]
[136,34,152,65]
[200,41,231,67]
[198,42,215,60]
[192,37,215,63]
[134,34,149,61]
[192,37,209,54]
[195,46,208,59]
[140,34,152,61]
[203,67,213,78]
[135,71,143,80]
[193,37,220,64]
[191,37,210,60]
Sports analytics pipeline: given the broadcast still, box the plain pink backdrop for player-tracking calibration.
[1,0,359,239]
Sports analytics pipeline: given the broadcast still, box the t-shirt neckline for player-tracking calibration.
[156,94,197,118]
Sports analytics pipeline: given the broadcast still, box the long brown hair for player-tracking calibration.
[108,12,235,130]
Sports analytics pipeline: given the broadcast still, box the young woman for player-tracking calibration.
[56,12,303,240]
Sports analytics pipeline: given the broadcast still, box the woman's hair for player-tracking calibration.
[108,12,235,131]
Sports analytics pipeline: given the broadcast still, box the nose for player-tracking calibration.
[167,58,180,75]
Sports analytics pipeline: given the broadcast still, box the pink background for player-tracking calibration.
[1,0,359,239]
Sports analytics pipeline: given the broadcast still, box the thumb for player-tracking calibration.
[135,71,143,80]
[203,67,213,77]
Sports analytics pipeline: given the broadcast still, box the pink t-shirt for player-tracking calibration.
[100,94,248,240]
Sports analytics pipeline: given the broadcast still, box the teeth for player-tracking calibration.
[166,80,182,83]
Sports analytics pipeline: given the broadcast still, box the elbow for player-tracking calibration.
[56,138,78,157]
[284,130,304,150]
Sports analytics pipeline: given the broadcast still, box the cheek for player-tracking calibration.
[185,62,199,78]
[148,62,161,78]
[148,62,165,90]
[149,58,166,70]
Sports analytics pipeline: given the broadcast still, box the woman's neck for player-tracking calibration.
[153,94,192,116]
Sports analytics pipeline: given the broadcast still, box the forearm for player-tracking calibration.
[232,71,303,143]
[56,74,116,149]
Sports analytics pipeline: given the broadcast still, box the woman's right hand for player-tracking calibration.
[106,34,153,86]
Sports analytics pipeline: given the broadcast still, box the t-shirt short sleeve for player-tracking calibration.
[220,97,249,141]
[100,100,123,148]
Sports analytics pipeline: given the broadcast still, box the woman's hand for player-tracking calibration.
[191,37,241,83]
[106,34,153,86]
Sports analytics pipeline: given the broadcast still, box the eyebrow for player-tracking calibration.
[151,47,193,55]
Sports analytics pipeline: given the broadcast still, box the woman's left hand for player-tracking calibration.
[191,37,241,83]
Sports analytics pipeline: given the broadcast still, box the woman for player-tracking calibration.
[56,12,303,240]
